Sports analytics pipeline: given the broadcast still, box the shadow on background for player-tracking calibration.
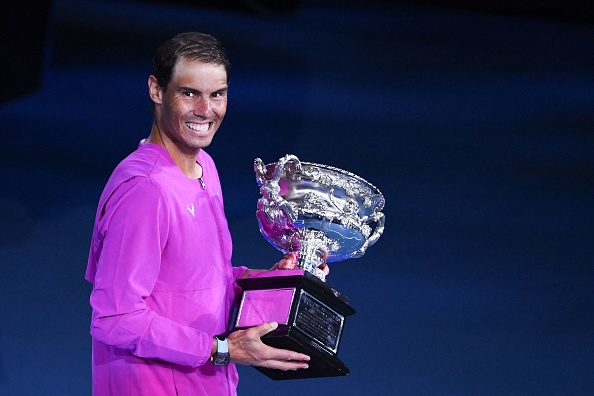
[0,0,593,394]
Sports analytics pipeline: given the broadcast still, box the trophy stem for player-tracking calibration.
[293,229,328,282]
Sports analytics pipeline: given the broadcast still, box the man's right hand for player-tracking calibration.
[226,322,310,371]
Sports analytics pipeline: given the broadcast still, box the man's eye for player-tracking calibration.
[183,92,196,97]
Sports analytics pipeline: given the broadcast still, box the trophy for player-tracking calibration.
[233,154,385,380]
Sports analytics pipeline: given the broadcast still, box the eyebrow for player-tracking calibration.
[177,86,228,95]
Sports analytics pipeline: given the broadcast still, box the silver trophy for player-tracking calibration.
[234,154,385,380]
[255,154,385,279]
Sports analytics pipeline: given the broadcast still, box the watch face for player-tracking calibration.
[213,353,230,366]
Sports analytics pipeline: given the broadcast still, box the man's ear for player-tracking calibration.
[148,75,163,105]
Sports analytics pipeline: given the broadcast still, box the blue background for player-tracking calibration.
[1,0,593,394]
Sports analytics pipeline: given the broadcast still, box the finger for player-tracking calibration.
[261,359,309,371]
[277,254,296,270]
[272,260,286,270]
[282,350,310,363]
[271,254,295,270]
[279,259,294,269]
[283,253,296,267]
[260,341,310,363]
[283,252,297,261]
[317,263,330,275]
[257,348,311,370]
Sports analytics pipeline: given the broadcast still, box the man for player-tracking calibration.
[85,32,313,395]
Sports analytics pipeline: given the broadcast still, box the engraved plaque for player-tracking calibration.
[294,290,344,353]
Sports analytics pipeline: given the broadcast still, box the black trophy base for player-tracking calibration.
[234,270,356,380]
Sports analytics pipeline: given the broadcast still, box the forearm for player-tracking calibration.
[90,296,214,368]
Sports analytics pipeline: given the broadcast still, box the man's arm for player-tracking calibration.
[89,178,214,368]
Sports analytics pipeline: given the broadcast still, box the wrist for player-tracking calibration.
[211,334,230,366]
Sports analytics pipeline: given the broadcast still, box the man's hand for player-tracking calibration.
[227,322,310,371]
[270,253,330,275]
[270,253,297,270]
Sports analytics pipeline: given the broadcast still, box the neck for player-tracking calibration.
[147,123,202,179]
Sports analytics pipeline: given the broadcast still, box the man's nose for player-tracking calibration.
[193,97,212,116]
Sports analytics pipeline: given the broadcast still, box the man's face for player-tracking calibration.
[151,58,228,154]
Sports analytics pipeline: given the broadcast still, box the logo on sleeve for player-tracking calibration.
[187,203,195,217]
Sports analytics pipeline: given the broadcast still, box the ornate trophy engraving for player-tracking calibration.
[233,154,385,380]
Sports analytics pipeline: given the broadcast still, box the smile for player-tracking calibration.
[186,122,211,132]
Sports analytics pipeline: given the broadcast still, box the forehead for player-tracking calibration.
[171,58,228,87]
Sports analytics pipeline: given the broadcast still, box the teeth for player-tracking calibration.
[187,123,209,132]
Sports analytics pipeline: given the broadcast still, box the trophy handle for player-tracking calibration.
[254,155,302,223]
[351,211,385,258]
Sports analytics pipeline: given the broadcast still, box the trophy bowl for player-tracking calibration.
[255,154,385,280]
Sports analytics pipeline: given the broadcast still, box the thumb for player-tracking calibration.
[254,321,278,337]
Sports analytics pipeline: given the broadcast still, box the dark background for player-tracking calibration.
[1,0,593,394]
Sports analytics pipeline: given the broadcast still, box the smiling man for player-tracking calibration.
[147,56,227,177]
[85,32,311,396]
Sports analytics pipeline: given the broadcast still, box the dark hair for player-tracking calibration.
[152,32,231,90]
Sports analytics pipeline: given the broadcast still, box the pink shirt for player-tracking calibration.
[86,142,246,395]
